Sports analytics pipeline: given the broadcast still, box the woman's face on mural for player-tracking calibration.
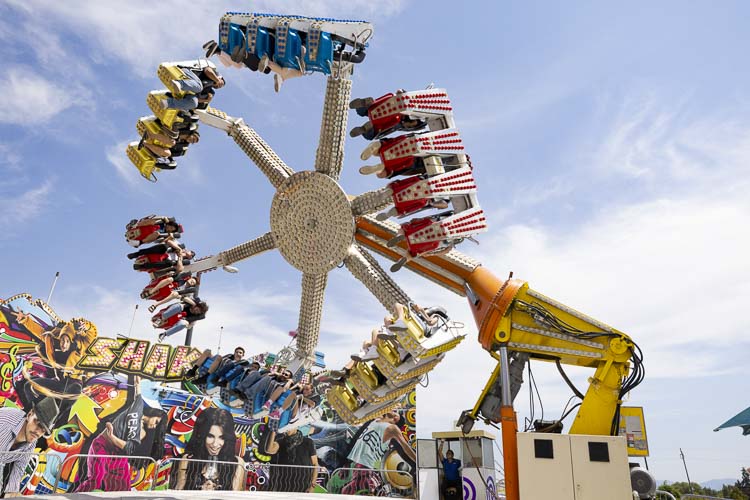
[59,335,72,352]
[143,415,162,430]
[205,424,225,456]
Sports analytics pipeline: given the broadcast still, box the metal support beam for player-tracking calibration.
[344,245,412,312]
[350,187,394,217]
[315,70,352,181]
[197,107,295,188]
[296,273,328,364]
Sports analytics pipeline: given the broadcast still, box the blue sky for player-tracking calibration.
[2,0,749,484]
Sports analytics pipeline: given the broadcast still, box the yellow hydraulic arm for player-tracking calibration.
[355,215,643,436]
[463,267,641,435]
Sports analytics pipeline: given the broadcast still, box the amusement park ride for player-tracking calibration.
[125,11,654,500]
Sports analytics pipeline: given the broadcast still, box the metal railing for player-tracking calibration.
[157,457,244,491]
[3,451,416,496]
[0,451,62,495]
[329,466,417,498]
[244,462,329,493]
[655,491,677,500]
[682,495,731,500]
[53,453,157,492]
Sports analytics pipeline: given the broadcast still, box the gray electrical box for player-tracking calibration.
[517,433,633,500]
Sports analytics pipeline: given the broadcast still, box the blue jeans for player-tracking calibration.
[164,69,204,111]
[175,69,204,93]
[165,95,198,111]
[161,303,183,320]
[162,320,188,338]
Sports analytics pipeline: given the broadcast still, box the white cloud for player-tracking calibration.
[474,102,750,374]
[1,179,54,229]
[54,283,299,349]
[0,143,21,170]
[589,93,750,187]
[1,67,78,125]
[107,140,150,187]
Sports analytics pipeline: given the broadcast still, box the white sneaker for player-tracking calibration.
[386,319,408,333]
[351,347,379,362]
[274,73,283,93]
[360,141,382,161]
[376,208,398,221]
[359,163,384,176]
[387,234,405,247]
[258,55,270,73]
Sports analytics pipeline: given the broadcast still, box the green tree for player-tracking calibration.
[736,467,750,497]
[658,481,723,498]
[721,483,749,500]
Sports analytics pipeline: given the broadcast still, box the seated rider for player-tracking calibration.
[350,115,426,142]
[207,346,248,386]
[125,215,182,247]
[185,348,238,382]
[157,60,225,112]
[139,122,178,161]
[152,297,209,342]
[169,130,200,158]
[127,236,184,259]
[261,380,314,421]
[258,46,306,93]
[147,282,199,313]
[132,245,195,275]
[205,39,270,75]
[140,272,196,301]
[238,369,291,415]
[349,90,428,141]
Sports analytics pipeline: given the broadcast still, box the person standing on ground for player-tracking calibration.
[438,440,462,500]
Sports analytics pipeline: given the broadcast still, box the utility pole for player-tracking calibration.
[127,304,139,338]
[680,448,694,493]
[46,271,60,306]
[184,279,201,346]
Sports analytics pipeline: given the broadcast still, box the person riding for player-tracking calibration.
[125,216,182,247]
[152,298,209,342]
[140,272,196,301]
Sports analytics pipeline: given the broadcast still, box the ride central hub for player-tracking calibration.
[270,170,355,274]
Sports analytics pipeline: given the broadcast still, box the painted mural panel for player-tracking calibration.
[0,294,416,497]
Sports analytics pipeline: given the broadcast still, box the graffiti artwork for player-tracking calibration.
[0,294,416,497]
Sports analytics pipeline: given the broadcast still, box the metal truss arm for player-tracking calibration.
[350,187,393,217]
[196,108,295,188]
[343,244,412,312]
[314,69,352,181]
[183,232,276,274]
[296,272,328,364]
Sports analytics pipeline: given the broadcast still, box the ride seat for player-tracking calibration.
[390,307,467,359]
[147,91,184,129]
[126,141,158,182]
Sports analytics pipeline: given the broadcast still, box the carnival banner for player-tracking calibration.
[0,294,416,497]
